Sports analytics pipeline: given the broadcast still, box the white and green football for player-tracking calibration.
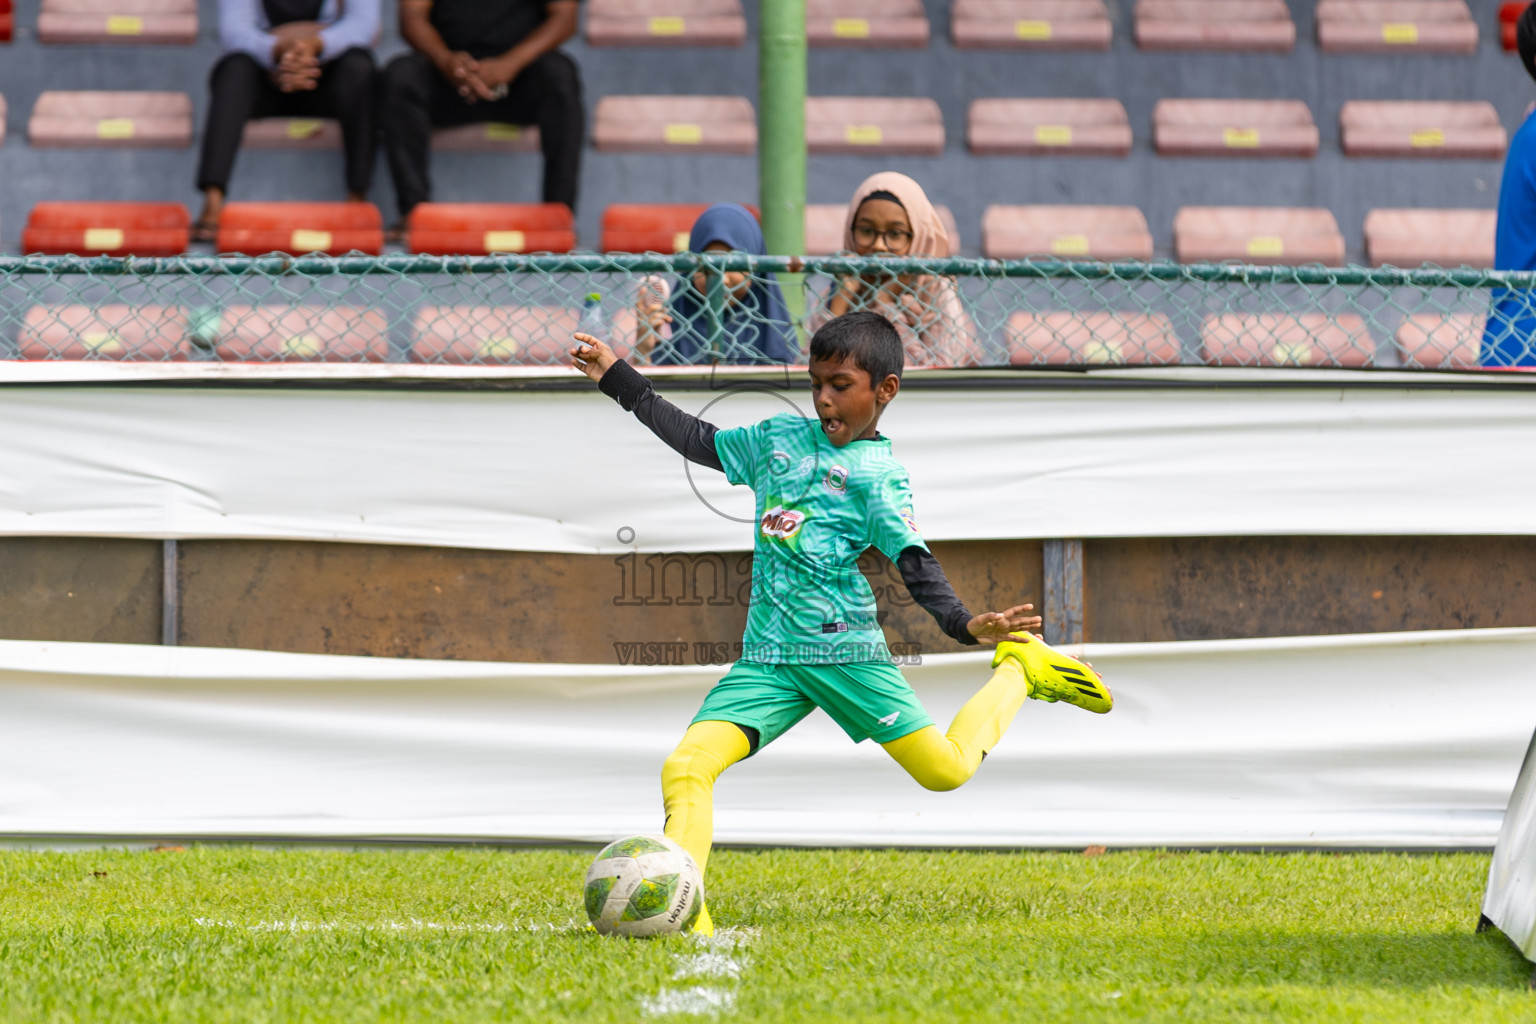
[584,834,703,937]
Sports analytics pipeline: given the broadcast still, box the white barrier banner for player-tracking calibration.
[4,628,1535,847]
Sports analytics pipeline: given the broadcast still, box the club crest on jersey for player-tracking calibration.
[760,505,806,539]
[900,505,919,532]
[823,464,849,495]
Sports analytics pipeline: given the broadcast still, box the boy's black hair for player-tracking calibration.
[808,311,904,384]
[1521,5,1536,84]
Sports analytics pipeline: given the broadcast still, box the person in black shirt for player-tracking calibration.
[379,0,583,230]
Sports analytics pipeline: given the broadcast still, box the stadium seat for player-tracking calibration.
[806,0,930,47]
[215,202,384,255]
[406,203,576,254]
[805,203,961,254]
[1174,206,1345,265]
[1201,313,1376,366]
[432,123,540,152]
[592,96,756,154]
[1362,208,1495,267]
[604,203,707,252]
[806,96,943,155]
[950,0,1113,50]
[1315,0,1478,55]
[1153,99,1318,158]
[0,94,6,147]
[967,98,1132,156]
[205,306,389,362]
[18,304,186,360]
[983,205,1154,260]
[1,0,15,41]
[1502,3,1527,52]
[412,306,637,365]
[1133,0,1295,51]
[37,0,197,44]
[1395,313,1482,368]
[584,0,746,47]
[1006,311,1183,364]
[21,201,189,256]
[242,117,342,150]
[28,91,193,147]
[1339,101,1506,159]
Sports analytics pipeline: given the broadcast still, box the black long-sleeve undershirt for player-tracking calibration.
[597,359,978,646]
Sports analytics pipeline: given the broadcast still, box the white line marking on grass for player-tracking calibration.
[193,917,573,934]
[640,986,736,1017]
[673,951,747,980]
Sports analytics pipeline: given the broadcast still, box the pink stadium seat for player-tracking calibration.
[804,203,961,254]
[37,0,197,44]
[806,96,943,155]
[216,201,384,255]
[1339,101,1506,159]
[951,0,1113,50]
[1154,99,1318,158]
[18,304,186,360]
[1395,313,1482,368]
[407,203,576,255]
[1315,0,1477,55]
[1006,312,1182,364]
[1363,208,1495,267]
[29,91,193,147]
[412,306,636,365]
[967,98,1131,156]
[0,94,7,147]
[592,96,756,154]
[1134,0,1295,51]
[432,123,540,152]
[209,306,388,362]
[242,117,342,150]
[22,201,189,256]
[602,203,757,252]
[585,0,746,46]
[982,205,1153,260]
[1174,207,1345,265]
[807,0,930,47]
[1201,313,1375,366]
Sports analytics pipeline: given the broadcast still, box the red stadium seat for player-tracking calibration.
[1,0,15,42]
[1363,208,1495,267]
[22,201,189,256]
[1315,0,1477,55]
[406,203,576,254]
[1502,3,1527,52]
[982,205,1153,260]
[37,0,197,44]
[1006,312,1182,364]
[1175,206,1345,265]
[242,117,342,150]
[967,98,1131,156]
[593,96,756,154]
[207,306,388,362]
[806,0,930,47]
[805,203,960,254]
[601,203,758,252]
[412,306,637,365]
[1154,99,1318,158]
[18,304,186,360]
[432,123,540,152]
[1134,0,1294,51]
[216,201,384,255]
[1201,313,1375,366]
[29,91,193,147]
[585,0,746,47]
[806,96,943,155]
[1339,101,1506,159]
[951,0,1113,50]
[1395,313,1483,368]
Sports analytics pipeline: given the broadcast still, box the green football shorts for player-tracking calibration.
[692,660,934,750]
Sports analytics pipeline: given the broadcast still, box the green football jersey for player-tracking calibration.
[714,411,929,665]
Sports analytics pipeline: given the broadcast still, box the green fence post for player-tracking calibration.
[759,0,807,349]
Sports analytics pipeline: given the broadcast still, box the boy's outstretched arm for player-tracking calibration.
[896,546,1042,647]
[572,333,724,471]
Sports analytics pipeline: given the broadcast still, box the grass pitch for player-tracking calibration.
[0,847,1530,1022]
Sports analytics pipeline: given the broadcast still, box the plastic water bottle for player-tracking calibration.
[578,292,607,342]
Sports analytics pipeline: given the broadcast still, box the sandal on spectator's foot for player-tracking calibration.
[190,218,219,244]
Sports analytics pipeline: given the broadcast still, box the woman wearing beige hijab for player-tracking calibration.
[817,172,983,368]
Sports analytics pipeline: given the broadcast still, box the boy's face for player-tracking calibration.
[807,355,900,447]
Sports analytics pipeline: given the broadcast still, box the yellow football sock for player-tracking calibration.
[661,720,752,935]
[882,656,1031,791]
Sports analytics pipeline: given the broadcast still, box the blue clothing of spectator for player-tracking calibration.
[219,0,378,68]
[1484,109,1536,367]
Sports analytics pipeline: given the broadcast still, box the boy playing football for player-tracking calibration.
[571,311,1112,935]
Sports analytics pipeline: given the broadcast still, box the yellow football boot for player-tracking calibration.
[992,634,1113,714]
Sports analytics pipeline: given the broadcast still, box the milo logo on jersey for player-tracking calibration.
[759,504,806,541]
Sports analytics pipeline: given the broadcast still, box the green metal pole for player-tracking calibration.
[759,0,807,344]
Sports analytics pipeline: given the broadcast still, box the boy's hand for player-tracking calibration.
[571,333,619,382]
[966,603,1044,645]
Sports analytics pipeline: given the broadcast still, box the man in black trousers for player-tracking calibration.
[380,0,584,233]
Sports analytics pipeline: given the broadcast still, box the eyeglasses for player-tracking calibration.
[851,223,914,251]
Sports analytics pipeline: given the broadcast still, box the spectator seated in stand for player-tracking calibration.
[380,0,584,238]
[193,0,380,242]
[633,202,798,366]
[1484,4,1536,367]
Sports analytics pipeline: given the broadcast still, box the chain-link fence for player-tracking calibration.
[2,253,1534,370]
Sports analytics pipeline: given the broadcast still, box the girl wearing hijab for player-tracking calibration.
[636,203,799,365]
[817,172,983,368]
